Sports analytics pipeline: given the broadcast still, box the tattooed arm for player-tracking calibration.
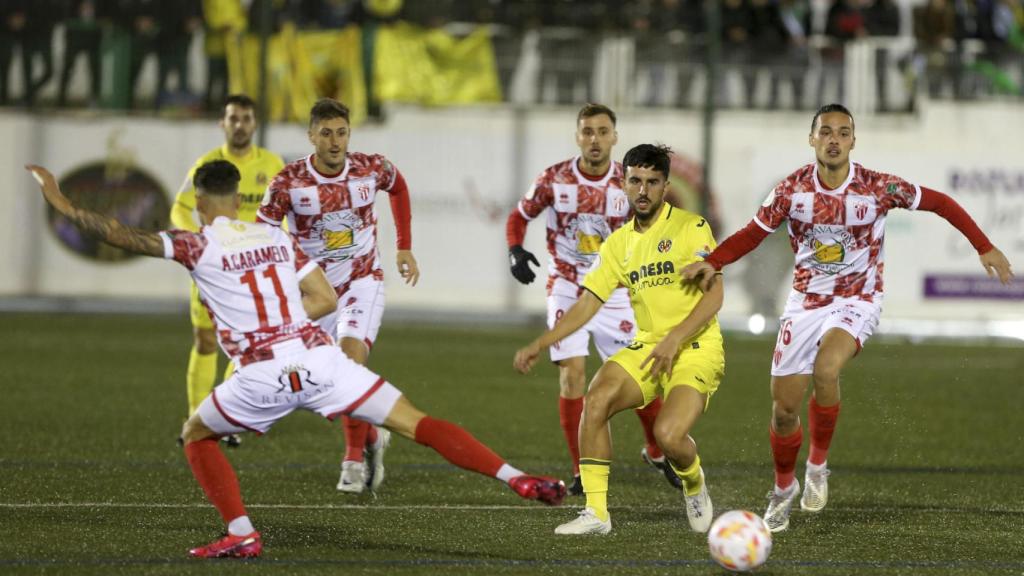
[26,164,165,258]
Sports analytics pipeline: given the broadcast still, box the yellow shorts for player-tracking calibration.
[608,339,724,410]
[189,282,215,330]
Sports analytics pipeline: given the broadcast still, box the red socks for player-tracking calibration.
[414,416,505,478]
[343,415,372,462]
[808,396,840,466]
[558,397,584,475]
[184,438,247,524]
[634,397,664,460]
[770,426,803,490]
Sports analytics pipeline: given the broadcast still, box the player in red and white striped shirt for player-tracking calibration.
[683,104,1013,533]
[506,104,677,495]
[27,160,565,559]
[259,99,418,493]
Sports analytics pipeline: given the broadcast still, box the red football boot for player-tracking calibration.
[509,475,567,506]
[188,532,262,558]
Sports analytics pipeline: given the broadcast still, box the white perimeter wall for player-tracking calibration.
[1,102,1021,324]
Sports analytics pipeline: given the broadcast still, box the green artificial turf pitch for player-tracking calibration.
[0,313,1021,575]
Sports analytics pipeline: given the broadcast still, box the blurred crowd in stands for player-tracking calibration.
[1,0,1022,113]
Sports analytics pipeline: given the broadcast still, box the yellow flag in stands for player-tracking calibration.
[374,23,501,106]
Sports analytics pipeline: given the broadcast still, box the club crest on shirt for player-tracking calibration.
[657,239,672,253]
[886,183,899,194]
[256,172,268,185]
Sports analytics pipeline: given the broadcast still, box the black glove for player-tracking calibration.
[509,245,540,285]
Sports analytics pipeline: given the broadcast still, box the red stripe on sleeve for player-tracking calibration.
[387,170,412,250]
[705,220,771,271]
[917,187,993,254]
[506,209,528,248]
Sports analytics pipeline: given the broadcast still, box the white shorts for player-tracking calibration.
[547,293,636,363]
[196,342,402,435]
[316,276,386,350]
[770,290,882,376]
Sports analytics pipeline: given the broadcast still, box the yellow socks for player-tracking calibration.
[186,348,217,415]
[579,458,611,521]
[671,454,703,496]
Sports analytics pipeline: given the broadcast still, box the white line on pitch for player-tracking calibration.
[0,502,548,510]
[1,502,1020,513]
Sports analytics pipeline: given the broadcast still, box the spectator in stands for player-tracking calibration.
[18,0,62,107]
[721,0,756,108]
[59,0,109,108]
[913,0,957,100]
[819,0,868,106]
[750,0,809,110]
[126,0,159,108]
[154,0,202,108]
[864,0,901,111]
[202,0,246,112]
[674,0,706,108]
[0,1,27,106]
[298,0,357,29]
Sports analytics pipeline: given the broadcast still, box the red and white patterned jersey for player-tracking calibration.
[161,217,332,366]
[257,153,397,295]
[755,161,921,305]
[517,157,631,306]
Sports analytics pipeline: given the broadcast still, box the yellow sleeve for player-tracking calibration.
[170,169,200,232]
[581,236,623,302]
[689,216,718,260]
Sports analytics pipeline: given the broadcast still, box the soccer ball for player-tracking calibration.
[707,510,772,572]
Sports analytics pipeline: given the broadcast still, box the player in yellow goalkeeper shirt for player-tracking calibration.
[514,144,724,535]
[172,94,285,444]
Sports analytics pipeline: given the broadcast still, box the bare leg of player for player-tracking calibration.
[381,395,566,505]
[653,385,712,532]
[554,362,642,534]
[801,329,857,513]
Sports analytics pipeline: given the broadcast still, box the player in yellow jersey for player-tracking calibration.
[172,94,285,445]
[514,144,725,535]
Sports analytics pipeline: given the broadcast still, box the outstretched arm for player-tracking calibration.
[513,290,603,374]
[918,187,1013,285]
[681,220,770,290]
[640,277,724,380]
[26,164,164,257]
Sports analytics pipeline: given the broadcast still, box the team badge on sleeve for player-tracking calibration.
[696,245,711,258]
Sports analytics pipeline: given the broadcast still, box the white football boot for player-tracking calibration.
[764,481,800,532]
[800,465,830,512]
[554,508,612,535]
[336,460,366,494]
[365,427,391,492]
[684,468,713,532]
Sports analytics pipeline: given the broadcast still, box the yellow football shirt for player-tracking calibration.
[583,203,723,347]
[171,145,285,231]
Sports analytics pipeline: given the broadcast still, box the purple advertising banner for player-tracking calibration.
[924,275,1024,300]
